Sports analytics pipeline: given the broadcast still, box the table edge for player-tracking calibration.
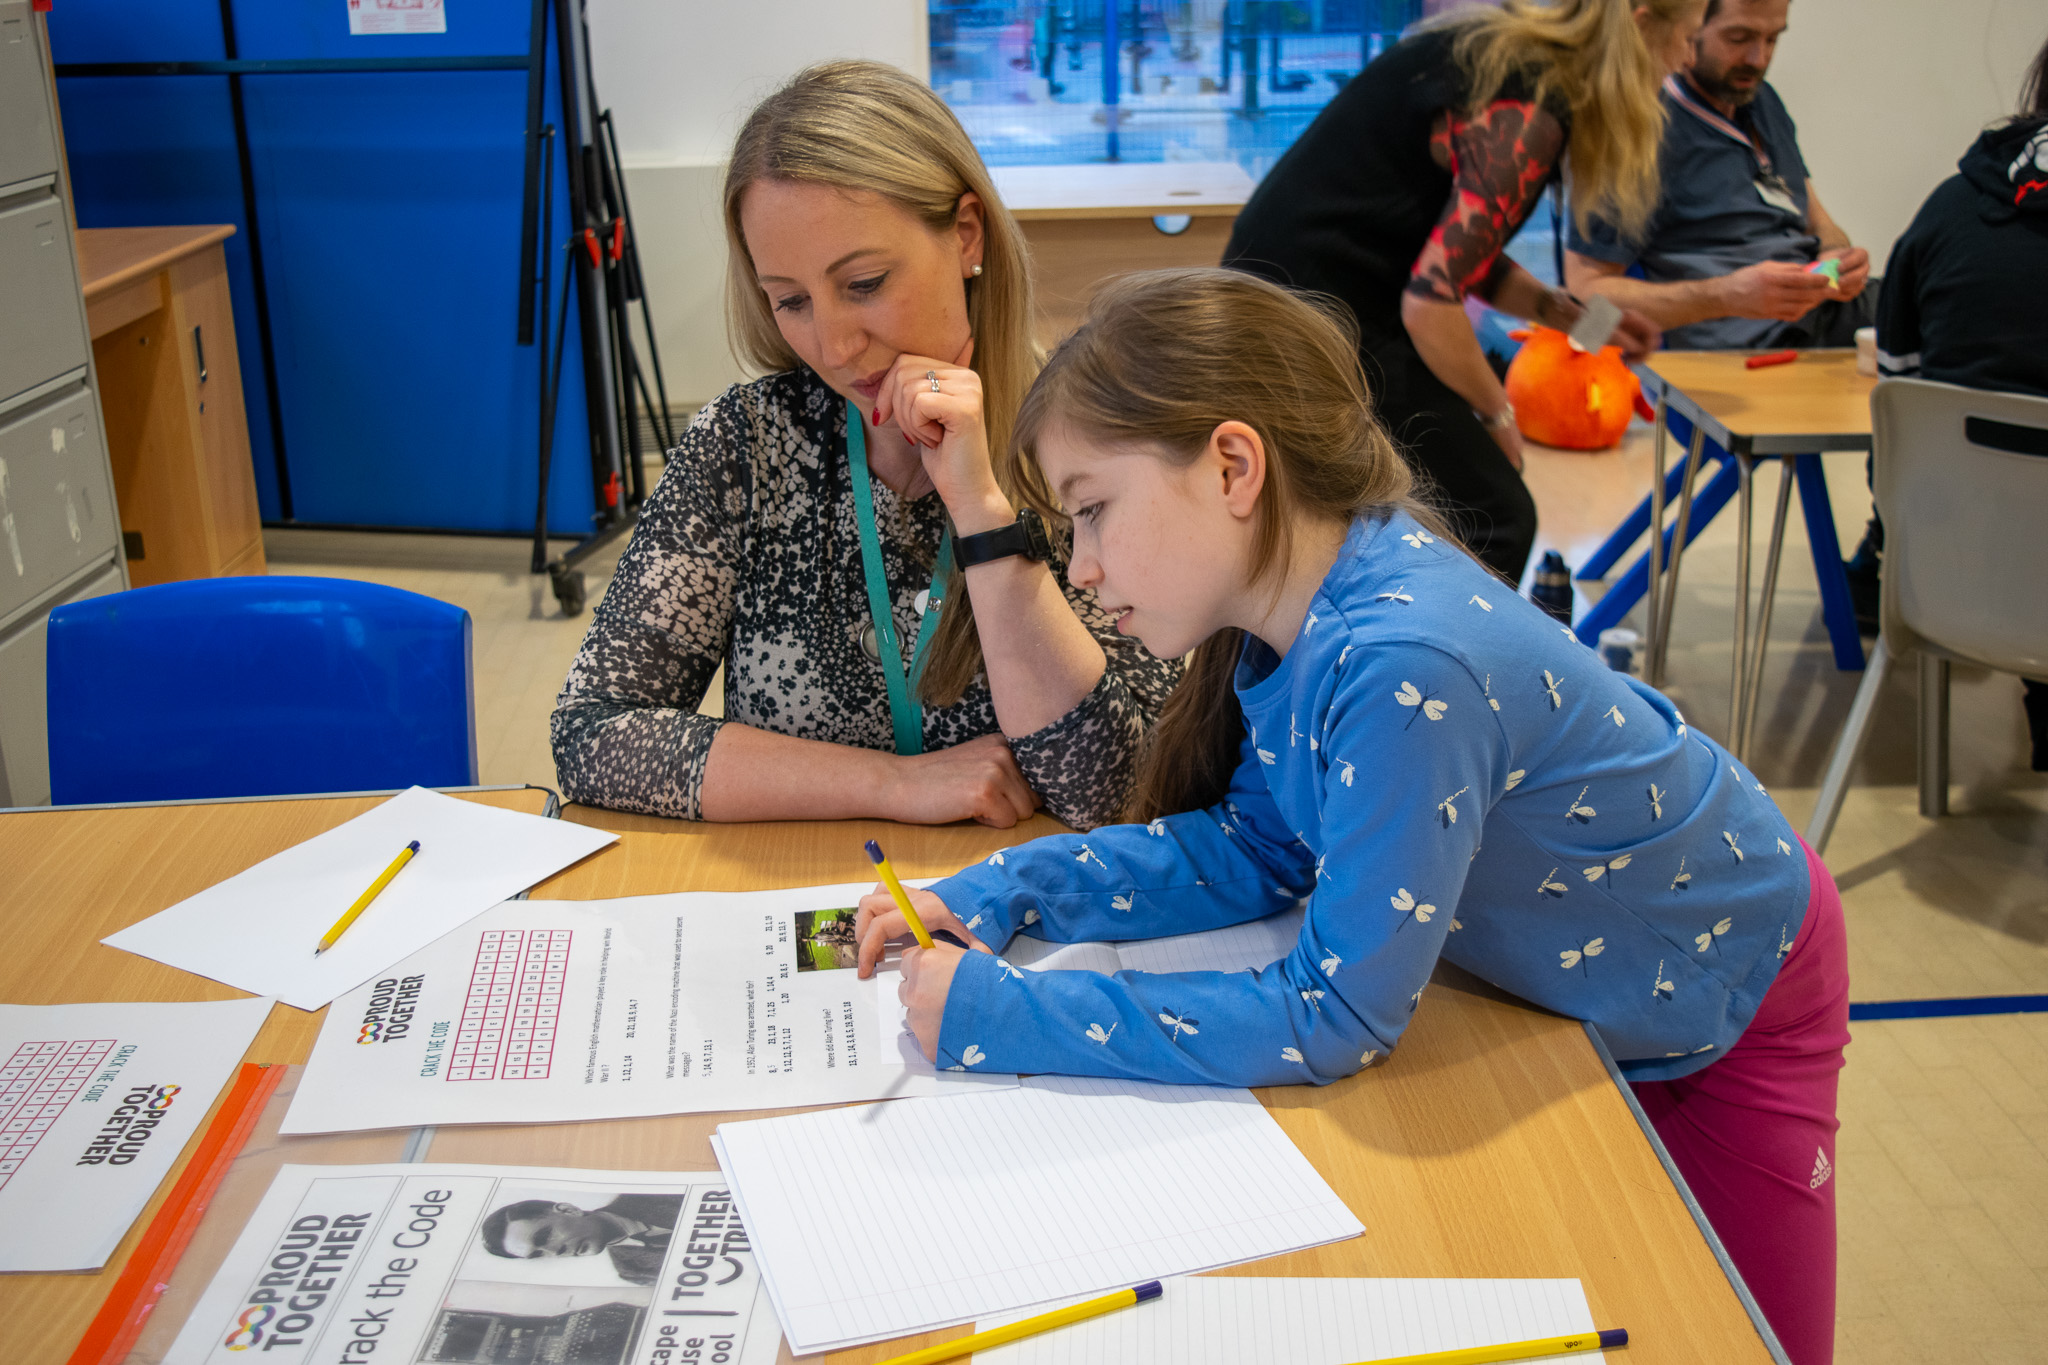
[1009,202,1244,220]
[1582,1022,1790,1365]
[76,223,238,299]
[1636,359,1876,457]
[0,782,560,817]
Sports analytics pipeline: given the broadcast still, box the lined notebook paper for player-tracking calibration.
[975,1277,1607,1364]
[713,1075,1363,1355]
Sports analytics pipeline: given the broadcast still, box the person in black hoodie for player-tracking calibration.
[1870,34,2048,769]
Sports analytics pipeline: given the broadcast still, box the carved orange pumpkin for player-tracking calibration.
[1503,326,1643,451]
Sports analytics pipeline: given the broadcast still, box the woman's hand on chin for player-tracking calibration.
[874,338,1011,531]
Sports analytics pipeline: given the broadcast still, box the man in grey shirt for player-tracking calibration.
[1563,0,1872,349]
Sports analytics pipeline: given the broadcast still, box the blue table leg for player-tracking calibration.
[1576,457,1700,583]
[1575,454,1741,643]
[1794,453,1866,671]
[1577,411,1699,581]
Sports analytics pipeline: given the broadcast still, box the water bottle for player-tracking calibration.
[1530,550,1574,625]
[1598,627,1640,673]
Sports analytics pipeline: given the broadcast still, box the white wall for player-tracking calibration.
[588,0,927,405]
[1769,0,2041,267]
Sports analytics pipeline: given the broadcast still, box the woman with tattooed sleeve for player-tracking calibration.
[1224,0,1700,582]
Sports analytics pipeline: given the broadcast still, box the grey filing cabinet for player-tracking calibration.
[0,0,127,807]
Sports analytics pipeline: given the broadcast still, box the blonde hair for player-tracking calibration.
[1014,268,1453,822]
[722,61,1042,706]
[1437,0,1696,240]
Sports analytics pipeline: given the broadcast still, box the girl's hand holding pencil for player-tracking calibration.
[854,883,992,1062]
[854,884,989,969]
[893,942,970,1060]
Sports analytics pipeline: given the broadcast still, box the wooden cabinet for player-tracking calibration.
[79,225,265,584]
[991,162,1253,347]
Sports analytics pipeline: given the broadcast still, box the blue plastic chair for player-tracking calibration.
[46,577,477,806]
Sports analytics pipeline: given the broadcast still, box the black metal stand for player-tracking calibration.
[521,0,680,616]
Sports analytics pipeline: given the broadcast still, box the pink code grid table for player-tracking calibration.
[447,929,571,1082]
[0,1039,115,1188]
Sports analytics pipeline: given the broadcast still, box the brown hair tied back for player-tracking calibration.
[1013,268,1454,822]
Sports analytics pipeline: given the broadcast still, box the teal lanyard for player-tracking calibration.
[846,400,952,756]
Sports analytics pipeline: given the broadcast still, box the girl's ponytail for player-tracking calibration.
[1125,629,1247,824]
[1011,268,1456,821]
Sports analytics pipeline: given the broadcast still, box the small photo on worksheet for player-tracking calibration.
[794,907,861,972]
[467,1184,688,1288]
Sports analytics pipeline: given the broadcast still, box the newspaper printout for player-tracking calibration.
[284,884,1013,1134]
[164,1164,777,1365]
[0,997,271,1272]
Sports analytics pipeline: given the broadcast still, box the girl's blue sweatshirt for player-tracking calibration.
[930,510,1809,1086]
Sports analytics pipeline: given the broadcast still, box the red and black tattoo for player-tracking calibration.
[1406,99,1567,305]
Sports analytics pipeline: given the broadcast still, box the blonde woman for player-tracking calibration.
[551,62,1179,828]
[1224,0,1703,582]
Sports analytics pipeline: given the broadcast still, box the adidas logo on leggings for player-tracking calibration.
[1810,1147,1833,1190]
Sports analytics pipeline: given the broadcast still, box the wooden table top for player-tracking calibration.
[76,224,237,299]
[989,161,1255,220]
[1640,348,1876,456]
[0,794,1774,1365]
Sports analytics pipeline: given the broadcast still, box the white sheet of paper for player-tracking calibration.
[102,787,616,1011]
[975,1276,1607,1365]
[0,998,270,1272]
[712,1074,1363,1355]
[163,1163,781,1365]
[283,885,1014,1135]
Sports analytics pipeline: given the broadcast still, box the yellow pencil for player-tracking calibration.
[871,1281,1161,1365]
[314,840,420,955]
[864,838,933,949]
[1344,1327,1628,1365]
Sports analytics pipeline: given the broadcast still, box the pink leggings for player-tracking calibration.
[1632,840,1849,1365]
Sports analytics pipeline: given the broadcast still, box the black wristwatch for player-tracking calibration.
[953,507,1052,570]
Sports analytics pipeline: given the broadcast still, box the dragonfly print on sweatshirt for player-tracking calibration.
[923,511,1812,1091]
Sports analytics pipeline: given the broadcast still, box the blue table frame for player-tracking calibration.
[1569,357,1870,760]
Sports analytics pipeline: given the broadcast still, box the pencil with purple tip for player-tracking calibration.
[1344,1327,1629,1365]
[864,839,934,949]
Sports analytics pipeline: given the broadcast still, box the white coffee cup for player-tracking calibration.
[1855,327,1878,377]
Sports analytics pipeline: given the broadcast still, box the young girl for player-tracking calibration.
[855,270,1848,1365]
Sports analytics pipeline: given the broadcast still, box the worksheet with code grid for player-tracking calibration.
[282,886,1015,1134]
[0,997,269,1271]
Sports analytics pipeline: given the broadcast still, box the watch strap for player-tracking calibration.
[953,509,1050,570]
